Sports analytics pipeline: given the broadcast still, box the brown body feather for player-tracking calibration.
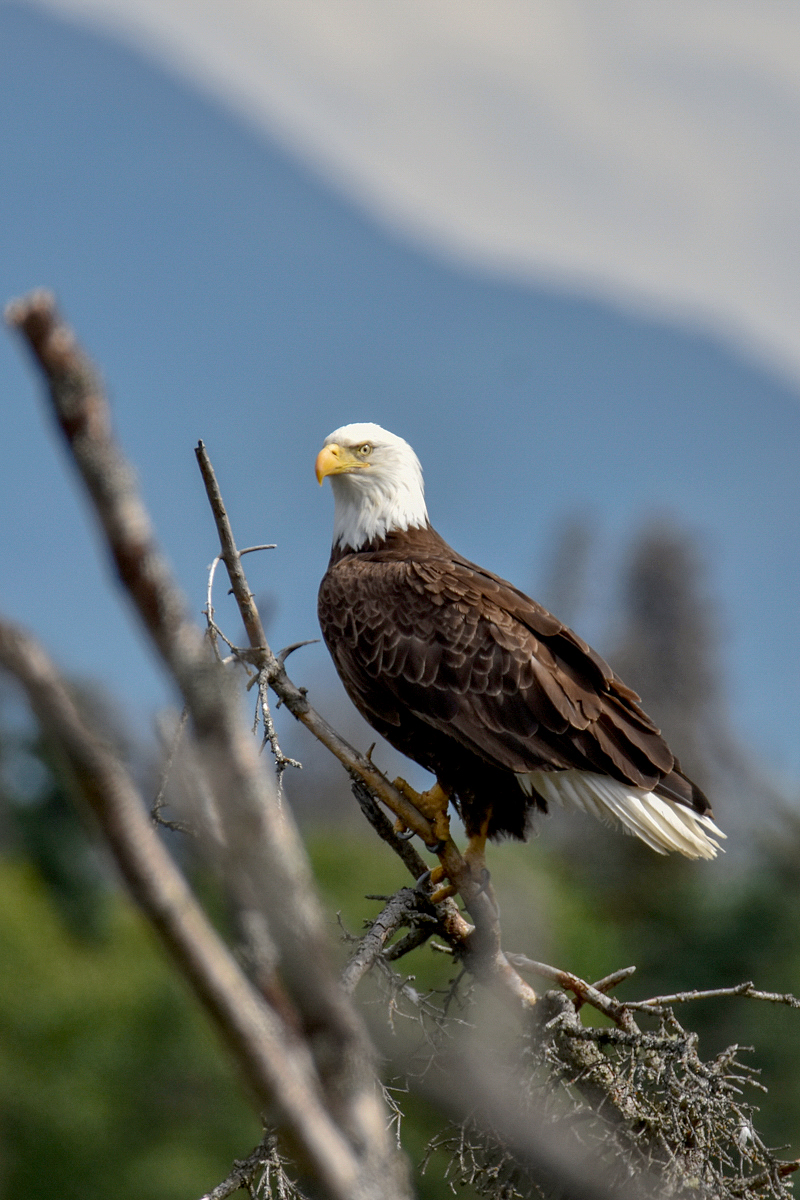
[318,524,711,841]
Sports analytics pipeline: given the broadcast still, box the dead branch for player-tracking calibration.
[728,1160,800,1196]
[384,925,440,962]
[0,619,360,1200]
[508,954,639,1032]
[5,289,411,1200]
[626,981,800,1012]
[341,888,439,995]
[526,990,798,1197]
[420,1038,650,1200]
[197,1131,307,1200]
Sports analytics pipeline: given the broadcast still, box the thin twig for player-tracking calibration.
[590,966,637,994]
[626,981,800,1012]
[198,1130,306,1200]
[204,544,299,777]
[204,555,224,661]
[195,440,271,653]
[255,667,301,776]
[152,706,193,832]
[278,639,320,662]
[728,1158,800,1195]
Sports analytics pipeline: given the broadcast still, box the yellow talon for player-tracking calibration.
[392,777,452,845]
[401,790,497,909]
[418,864,456,905]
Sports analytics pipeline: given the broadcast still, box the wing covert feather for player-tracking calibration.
[318,538,675,788]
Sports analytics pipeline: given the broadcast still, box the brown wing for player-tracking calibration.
[318,528,709,815]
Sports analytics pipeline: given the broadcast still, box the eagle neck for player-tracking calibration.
[328,522,447,564]
[329,469,429,555]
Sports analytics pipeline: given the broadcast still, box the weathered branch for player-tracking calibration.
[197,1131,304,1200]
[508,954,639,1031]
[341,888,438,995]
[421,1035,649,1200]
[627,981,800,1012]
[728,1160,800,1195]
[5,289,410,1200]
[0,619,359,1200]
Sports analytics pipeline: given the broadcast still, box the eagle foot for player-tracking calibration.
[416,865,456,905]
[415,813,497,908]
[392,778,452,845]
[414,867,434,892]
[416,862,497,909]
[392,816,417,842]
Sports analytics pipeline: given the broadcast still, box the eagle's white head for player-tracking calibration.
[316,422,429,550]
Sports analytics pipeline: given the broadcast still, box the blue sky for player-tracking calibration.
[2,3,800,784]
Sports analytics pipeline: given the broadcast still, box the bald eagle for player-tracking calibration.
[316,423,723,873]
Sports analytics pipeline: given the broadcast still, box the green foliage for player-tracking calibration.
[4,788,800,1198]
[0,860,260,1200]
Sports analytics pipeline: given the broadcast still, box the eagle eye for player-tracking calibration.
[357,442,372,457]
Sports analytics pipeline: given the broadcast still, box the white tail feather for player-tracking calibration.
[518,769,725,859]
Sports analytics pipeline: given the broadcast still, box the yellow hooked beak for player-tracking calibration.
[315,443,367,484]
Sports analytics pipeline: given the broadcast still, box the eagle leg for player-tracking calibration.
[399,787,497,908]
[462,816,498,910]
[463,817,490,880]
[392,778,452,848]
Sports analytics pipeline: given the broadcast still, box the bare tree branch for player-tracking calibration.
[508,954,639,1032]
[341,888,439,995]
[5,289,411,1200]
[626,981,800,1011]
[0,619,362,1200]
[197,1131,307,1200]
[728,1160,800,1196]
